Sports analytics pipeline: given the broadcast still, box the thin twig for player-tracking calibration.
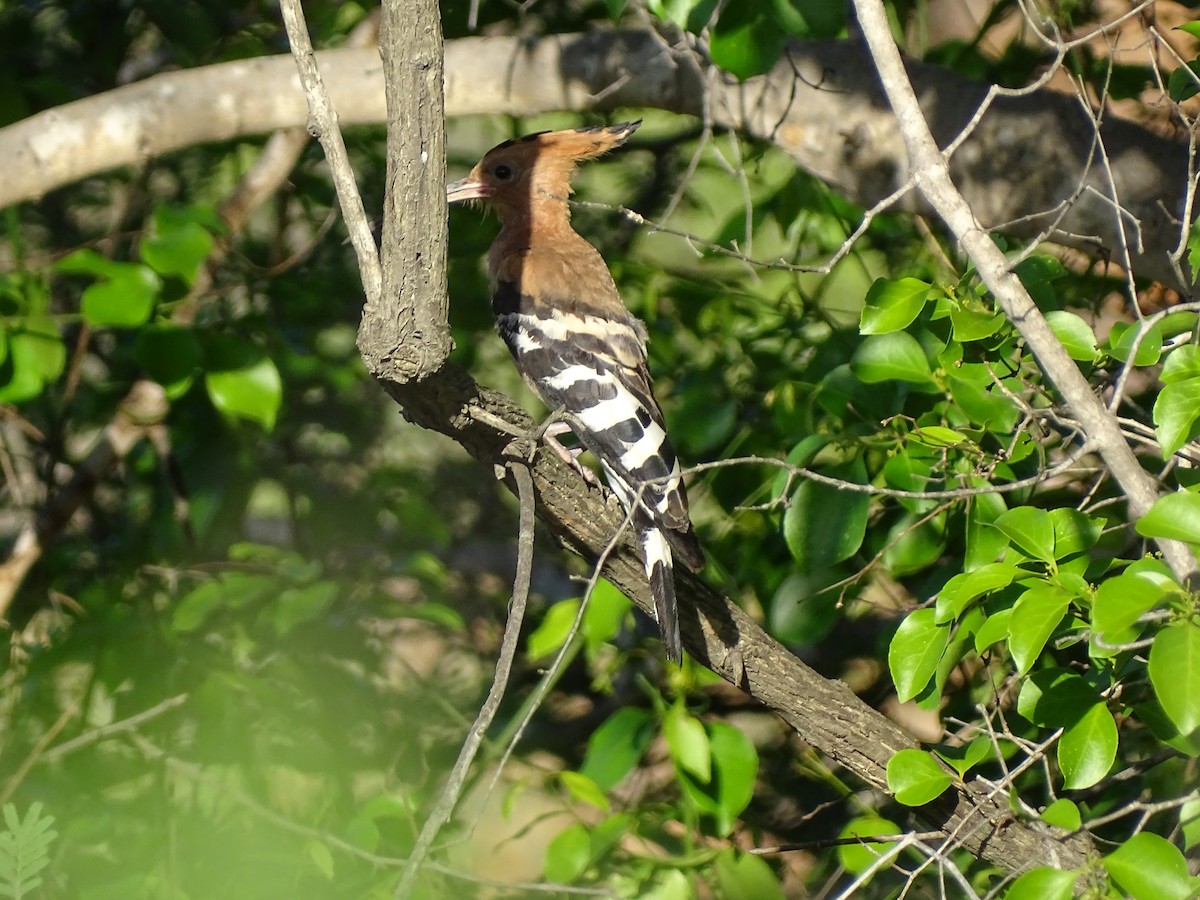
[277,0,382,304]
[393,460,537,897]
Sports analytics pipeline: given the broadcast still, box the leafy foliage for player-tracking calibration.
[2,0,1199,897]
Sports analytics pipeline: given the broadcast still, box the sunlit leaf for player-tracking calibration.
[886,749,952,806]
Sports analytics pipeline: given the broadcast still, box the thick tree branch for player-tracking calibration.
[379,363,1092,876]
[2,30,1192,289]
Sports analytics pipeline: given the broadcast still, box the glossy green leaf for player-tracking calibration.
[1093,571,1167,636]
[881,511,946,577]
[542,823,591,884]
[974,607,1013,652]
[205,353,283,431]
[1048,508,1102,558]
[0,323,66,404]
[768,572,840,645]
[859,276,930,334]
[936,562,1021,623]
[1155,379,1200,458]
[993,507,1055,563]
[1169,60,1200,102]
[947,373,1019,431]
[1104,832,1198,900]
[783,459,869,572]
[560,771,610,811]
[680,722,758,836]
[1149,622,1200,737]
[140,208,214,284]
[1045,310,1098,362]
[134,325,201,399]
[886,749,952,806]
[965,489,1009,569]
[851,332,933,384]
[80,267,160,328]
[54,247,127,278]
[664,704,711,783]
[889,609,951,703]
[1137,492,1200,543]
[1161,344,1200,383]
[1017,668,1101,728]
[837,815,901,875]
[714,848,786,900]
[948,301,1005,341]
[1040,798,1082,832]
[582,578,631,650]
[579,708,655,790]
[908,425,970,449]
[1180,798,1200,851]
[932,737,991,776]
[1003,866,1079,900]
[1008,586,1070,675]
[1109,320,1163,366]
[709,3,786,79]
[1059,702,1116,789]
[527,598,580,659]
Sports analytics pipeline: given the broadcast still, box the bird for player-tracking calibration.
[446,120,704,661]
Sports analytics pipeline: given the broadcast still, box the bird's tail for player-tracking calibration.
[641,525,681,663]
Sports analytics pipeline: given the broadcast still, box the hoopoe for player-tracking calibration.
[446,121,704,661]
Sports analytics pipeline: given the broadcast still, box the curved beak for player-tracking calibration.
[446,177,491,204]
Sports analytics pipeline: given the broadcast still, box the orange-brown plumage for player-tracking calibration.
[447,121,703,661]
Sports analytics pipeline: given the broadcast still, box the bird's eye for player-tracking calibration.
[493,163,514,181]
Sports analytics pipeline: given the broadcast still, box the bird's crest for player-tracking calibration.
[447,121,641,206]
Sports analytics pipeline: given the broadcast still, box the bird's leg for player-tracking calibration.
[530,408,600,486]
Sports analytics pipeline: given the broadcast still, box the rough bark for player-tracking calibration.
[2,29,1192,289]
[368,0,453,383]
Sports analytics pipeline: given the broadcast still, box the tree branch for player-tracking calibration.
[2,29,1191,289]
[851,0,1196,585]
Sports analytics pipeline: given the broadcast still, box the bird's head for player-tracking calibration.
[446,121,640,212]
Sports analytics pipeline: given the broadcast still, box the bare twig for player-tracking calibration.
[278,0,382,305]
[394,461,537,897]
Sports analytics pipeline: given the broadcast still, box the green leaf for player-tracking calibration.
[134,325,201,399]
[1003,866,1079,900]
[889,609,951,703]
[965,489,1009,569]
[527,598,581,659]
[80,266,160,328]
[1048,508,1102,558]
[932,737,991,776]
[1169,60,1200,102]
[1017,668,1101,728]
[1177,22,1200,38]
[0,802,57,900]
[993,507,1055,563]
[1180,798,1200,851]
[680,722,758,836]
[1137,492,1200,543]
[1040,798,1082,832]
[1059,702,1117,789]
[205,352,283,431]
[579,708,655,790]
[0,322,66,404]
[936,562,1021,623]
[851,332,933,384]
[908,425,970,449]
[1093,571,1167,636]
[1161,345,1200,383]
[768,572,840,645]
[560,771,610,812]
[582,579,631,651]
[947,373,1019,431]
[709,3,786,79]
[837,816,901,874]
[140,206,215,284]
[54,248,127,278]
[886,749,952,806]
[1045,310,1098,362]
[714,848,786,900]
[543,823,591,884]
[1109,319,1164,366]
[663,703,711,783]
[306,840,334,880]
[1007,586,1070,675]
[974,607,1013,652]
[948,302,1005,342]
[859,276,930,334]
[273,581,339,636]
[1149,622,1200,737]
[783,459,869,572]
[1104,832,1198,900]
[1155,379,1200,458]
